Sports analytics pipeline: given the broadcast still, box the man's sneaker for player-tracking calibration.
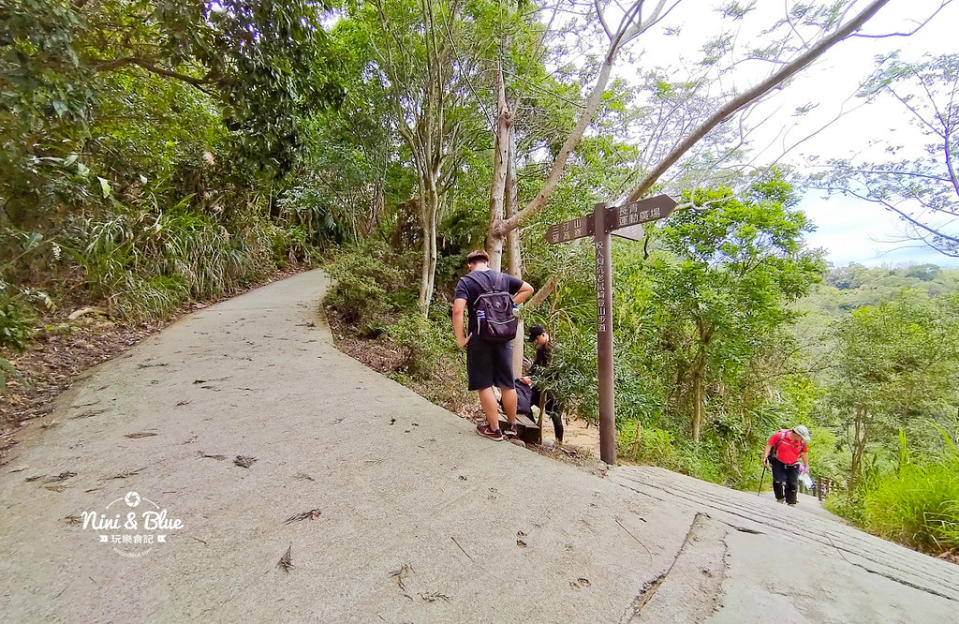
[476,424,504,441]
[504,422,519,438]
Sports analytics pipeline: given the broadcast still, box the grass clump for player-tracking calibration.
[387,311,456,378]
[860,431,959,552]
[57,206,310,322]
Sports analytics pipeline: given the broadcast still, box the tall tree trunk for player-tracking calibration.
[487,63,511,271]
[489,44,619,251]
[505,124,521,276]
[850,406,868,488]
[692,359,705,444]
[417,173,440,314]
[691,322,712,443]
[504,122,524,377]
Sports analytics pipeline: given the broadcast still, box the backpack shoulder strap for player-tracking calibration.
[462,272,480,288]
[773,430,787,448]
[462,272,492,302]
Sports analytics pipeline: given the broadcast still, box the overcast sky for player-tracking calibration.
[800,195,959,268]
[606,0,959,268]
[780,1,959,268]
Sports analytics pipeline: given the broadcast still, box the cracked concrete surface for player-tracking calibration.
[626,512,727,623]
[1,269,956,623]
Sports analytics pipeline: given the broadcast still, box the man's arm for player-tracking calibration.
[513,281,533,305]
[801,450,809,469]
[452,298,469,348]
[761,442,772,464]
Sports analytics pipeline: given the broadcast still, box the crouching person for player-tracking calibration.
[520,324,562,443]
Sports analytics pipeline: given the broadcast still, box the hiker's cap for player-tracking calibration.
[528,324,546,342]
[792,425,811,442]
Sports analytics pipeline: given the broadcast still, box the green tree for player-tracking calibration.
[626,177,824,443]
[829,291,959,485]
[1,0,342,225]
[337,0,497,313]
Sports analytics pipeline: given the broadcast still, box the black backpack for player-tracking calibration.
[512,379,534,415]
[464,271,518,343]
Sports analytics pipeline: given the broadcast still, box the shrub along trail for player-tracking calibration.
[0,270,955,623]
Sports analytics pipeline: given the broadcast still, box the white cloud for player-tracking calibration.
[799,194,959,267]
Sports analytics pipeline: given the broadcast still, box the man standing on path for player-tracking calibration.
[453,250,533,441]
[761,425,811,506]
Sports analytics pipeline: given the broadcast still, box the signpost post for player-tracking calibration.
[545,194,677,465]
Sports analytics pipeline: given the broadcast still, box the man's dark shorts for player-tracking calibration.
[466,338,514,391]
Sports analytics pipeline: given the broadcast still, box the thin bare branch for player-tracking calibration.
[852,0,952,38]
[594,0,613,40]
[627,0,893,202]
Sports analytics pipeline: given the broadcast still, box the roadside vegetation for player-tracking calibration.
[3,0,958,560]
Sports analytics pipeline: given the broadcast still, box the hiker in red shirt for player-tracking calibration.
[761,425,811,506]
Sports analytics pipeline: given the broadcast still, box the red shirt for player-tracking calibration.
[769,430,807,465]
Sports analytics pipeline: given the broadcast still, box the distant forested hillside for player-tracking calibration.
[809,264,959,314]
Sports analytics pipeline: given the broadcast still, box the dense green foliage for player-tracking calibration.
[825,430,959,553]
[327,212,959,556]
[862,441,959,551]
[1,1,343,326]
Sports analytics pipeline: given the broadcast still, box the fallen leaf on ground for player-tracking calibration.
[419,592,450,603]
[278,545,294,571]
[390,563,414,593]
[45,471,77,482]
[104,467,143,480]
[284,509,322,524]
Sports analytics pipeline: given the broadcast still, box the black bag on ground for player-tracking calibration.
[514,379,533,415]
[497,380,534,416]
[464,272,517,343]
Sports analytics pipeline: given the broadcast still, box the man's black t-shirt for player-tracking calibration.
[454,269,523,337]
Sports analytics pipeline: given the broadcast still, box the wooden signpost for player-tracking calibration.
[545,194,677,464]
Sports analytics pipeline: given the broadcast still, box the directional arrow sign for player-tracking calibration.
[605,194,677,231]
[545,215,594,245]
[611,223,645,242]
[545,194,677,245]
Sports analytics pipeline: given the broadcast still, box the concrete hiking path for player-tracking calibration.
[1,269,956,624]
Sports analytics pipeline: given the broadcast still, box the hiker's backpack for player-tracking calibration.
[513,379,534,415]
[464,272,518,343]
